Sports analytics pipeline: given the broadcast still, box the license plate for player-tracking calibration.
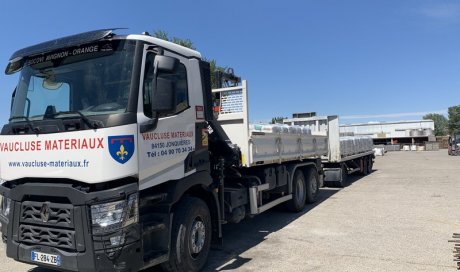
[31,251,61,266]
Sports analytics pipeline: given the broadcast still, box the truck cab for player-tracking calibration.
[0,29,220,272]
[0,29,325,272]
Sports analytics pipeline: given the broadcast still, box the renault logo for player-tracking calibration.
[40,203,50,223]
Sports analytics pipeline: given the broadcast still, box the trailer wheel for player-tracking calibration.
[305,169,319,204]
[361,158,369,176]
[367,156,373,174]
[162,197,211,272]
[286,170,307,212]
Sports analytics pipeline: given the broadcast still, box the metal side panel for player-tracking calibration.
[213,81,250,167]
[282,115,337,162]
[315,136,329,157]
[249,133,281,165]
[249,133,327,166]
[281,134,300,159]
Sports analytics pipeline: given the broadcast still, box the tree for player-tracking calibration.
[422,113,447,136]
[153,30,225,88]
[448,105,460,134]
[270,117,287,124]
[153,30,195,49]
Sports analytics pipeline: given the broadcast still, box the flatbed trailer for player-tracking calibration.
[284,115,375,187]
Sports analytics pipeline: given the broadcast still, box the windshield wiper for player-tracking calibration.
[8,116,40,134]
[54,111,100,129]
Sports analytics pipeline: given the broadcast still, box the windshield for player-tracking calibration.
[10,40,136,122]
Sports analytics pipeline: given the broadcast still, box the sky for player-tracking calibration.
[0,0,458,125]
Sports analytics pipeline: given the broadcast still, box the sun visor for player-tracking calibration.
[5,29,120,75]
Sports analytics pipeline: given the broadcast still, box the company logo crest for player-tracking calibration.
[108,135,135,164]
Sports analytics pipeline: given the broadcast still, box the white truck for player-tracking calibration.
[0,29,328,272]
[284,115,375,187]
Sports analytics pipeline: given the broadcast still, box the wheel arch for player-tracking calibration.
[167,173,222,242]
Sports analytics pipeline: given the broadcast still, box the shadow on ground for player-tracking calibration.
[201,170,375,271]
[30,171,374,272]
[201,187,340,272]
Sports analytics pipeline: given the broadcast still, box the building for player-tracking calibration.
[340,120,435,145]
[283,113,435,145]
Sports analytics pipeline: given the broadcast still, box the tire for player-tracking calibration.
[162,197,212,272]
[286,170,307,212]
[334,164,349,187]
[367,156,373,174]
[361,158,369,176]
[305,169,319,204]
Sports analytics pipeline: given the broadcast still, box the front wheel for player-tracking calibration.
[162,197,212,272]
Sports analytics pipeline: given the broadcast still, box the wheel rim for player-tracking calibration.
[310,175,317,193]
[190,217,206,257]
[296,176,305,204]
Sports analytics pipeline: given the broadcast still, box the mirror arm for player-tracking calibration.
[150,58,159,114]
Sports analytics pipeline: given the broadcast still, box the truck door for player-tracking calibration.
[137,50,197,189]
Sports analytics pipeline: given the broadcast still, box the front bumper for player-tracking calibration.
[12,238,142,272]
[0,180,143,272]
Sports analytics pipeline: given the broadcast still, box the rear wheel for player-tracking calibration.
[367,156,373,174]
[361,158,369,176]
[286,170,307,212]
[305,169,319,204]
[162,197,211,272]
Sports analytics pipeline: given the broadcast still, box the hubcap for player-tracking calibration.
[190,218,206,255]
[311,176,317,193]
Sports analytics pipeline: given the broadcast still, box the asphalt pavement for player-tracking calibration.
[1,150,459,271]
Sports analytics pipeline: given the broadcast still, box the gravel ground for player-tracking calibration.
[1,150,459,272]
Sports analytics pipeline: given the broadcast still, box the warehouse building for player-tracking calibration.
[339,120,435,145]
[284,113,435,146]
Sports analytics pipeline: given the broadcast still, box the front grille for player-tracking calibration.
[21,201,73,228]
[19,224,76,250]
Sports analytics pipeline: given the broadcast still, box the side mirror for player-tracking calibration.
[140,55,179,133]
[151,55,179,113]
[151,77,175,113]
[155,55,179,73]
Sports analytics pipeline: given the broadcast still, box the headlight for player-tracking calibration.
[0,195,11,218]
[90,193,138,233]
